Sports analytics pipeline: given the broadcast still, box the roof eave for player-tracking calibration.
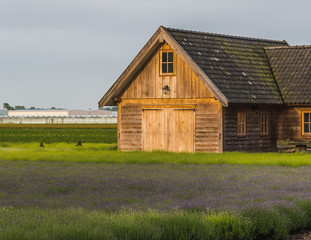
[98,26,165,107]
[99,26,229,107]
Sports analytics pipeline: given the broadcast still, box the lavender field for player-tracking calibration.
[2,156,311,239]
[1,159,311,211]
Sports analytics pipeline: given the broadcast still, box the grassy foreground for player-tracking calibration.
[1,142,311,166]
[1,201,311,240]
[2,144,311,239]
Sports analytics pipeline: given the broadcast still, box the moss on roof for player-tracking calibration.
[265,46,311,104]
[165,27,288,104]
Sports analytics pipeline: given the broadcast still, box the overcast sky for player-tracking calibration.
[0,0,310,109]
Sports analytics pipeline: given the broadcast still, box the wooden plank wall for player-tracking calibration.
[119,100,221,152]
[195,103,221,152]
[119,104,142,151]
[278,107,311,141]
[121,43,213,100]
[223,105,279,152]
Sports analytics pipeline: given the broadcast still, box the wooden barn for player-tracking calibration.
[99,26,311,153]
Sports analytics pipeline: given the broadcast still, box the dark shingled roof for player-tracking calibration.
[164,27,288,104]
[265,46,311,104]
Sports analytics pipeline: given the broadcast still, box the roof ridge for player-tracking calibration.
[163,26,286,44]
[265,45,311,50]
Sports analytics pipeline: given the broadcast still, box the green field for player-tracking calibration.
[0,124,117,143]
[1,142,311,167]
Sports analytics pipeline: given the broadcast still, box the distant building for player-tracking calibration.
[1,109,116,124]
[8,109,113,117]
[8,110,68,117]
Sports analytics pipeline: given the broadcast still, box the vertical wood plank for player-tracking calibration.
[133,74,137,97]
[155,51,162,98]
[170,76,177,98]
[191,72,197,98]
[184,64,191,98]
[149,56,156,98]
[137,74,142,98]
[127,82,134,98]
[177,55,184,98]
[117,102,122,150]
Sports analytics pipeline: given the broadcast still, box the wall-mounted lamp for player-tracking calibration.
[162,85,170,95]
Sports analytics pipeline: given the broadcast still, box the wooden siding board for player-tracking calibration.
[195,103,220,152]
[119,99,221,153]
[119,104,142,151]
[223,105,279,152]
[121,43,214,100]
[155,52,162,98]
[277,107,311,141]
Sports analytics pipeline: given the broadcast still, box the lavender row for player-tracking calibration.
[1,160,311,211]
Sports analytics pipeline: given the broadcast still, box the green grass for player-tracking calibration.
[0,208,252,240]
[0,125,117,143]
[2,200,311,240]
[1,142,311,166]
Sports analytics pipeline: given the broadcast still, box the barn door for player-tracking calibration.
[167,109,195,153]
[143,107,195,152]
[142,109,166,151]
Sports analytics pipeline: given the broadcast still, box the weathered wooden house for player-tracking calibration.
[99,26,311,153]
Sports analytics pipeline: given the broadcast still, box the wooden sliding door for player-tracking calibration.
[143,107,195,152]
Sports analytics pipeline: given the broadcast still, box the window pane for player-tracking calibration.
[305,123,310,133]
[168,63,173,73]
[305,113,309,123]
[162,63,167,73]
[168,52,173,62]
[162,52,167,62]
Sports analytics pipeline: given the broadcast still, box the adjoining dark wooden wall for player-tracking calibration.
[278,106,311,141]
[223,105,279,152]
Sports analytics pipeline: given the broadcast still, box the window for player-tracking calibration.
[160,51,175,75]
[237,112,246,136]
[260,112,269,136]
[302,111,311,134]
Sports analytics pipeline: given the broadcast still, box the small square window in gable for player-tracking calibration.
[160,51,176,76]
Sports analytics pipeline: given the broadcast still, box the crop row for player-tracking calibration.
[0,126,117,143]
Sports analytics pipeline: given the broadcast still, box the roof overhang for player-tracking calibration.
[98,26,229,107]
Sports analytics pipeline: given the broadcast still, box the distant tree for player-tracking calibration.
[51,107,56,109]
[3,103,14,110]
[14,105,25,110]
[29,107,36,110]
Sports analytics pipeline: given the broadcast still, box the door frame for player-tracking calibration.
[142,104,196,152]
